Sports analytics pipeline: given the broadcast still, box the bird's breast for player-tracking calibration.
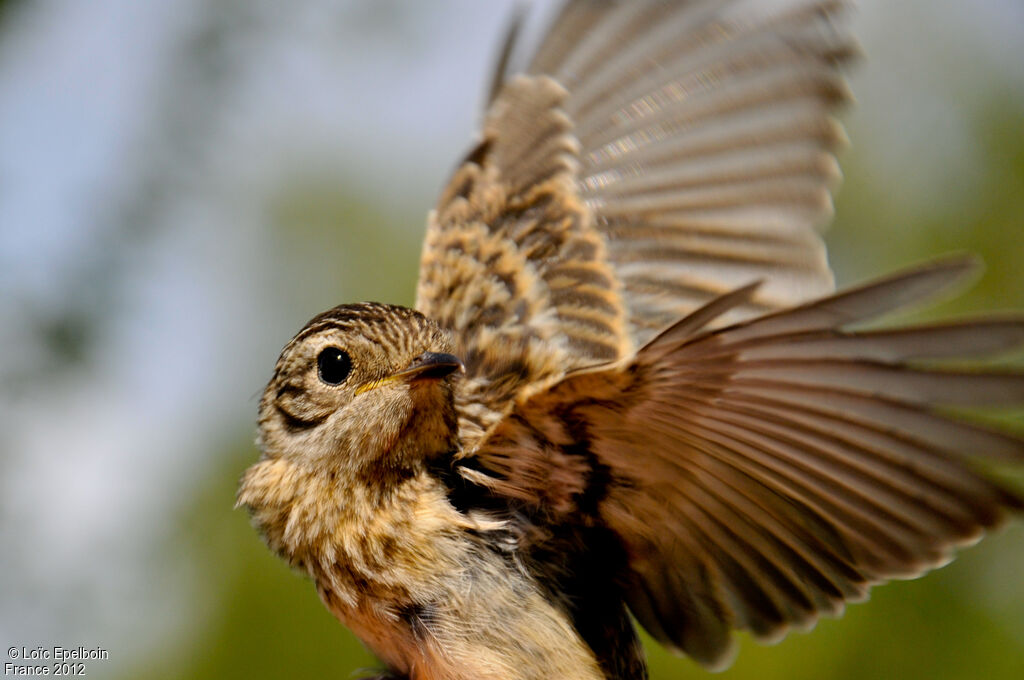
[301,472,605,680]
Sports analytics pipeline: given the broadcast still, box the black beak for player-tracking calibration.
[394,352,465,381]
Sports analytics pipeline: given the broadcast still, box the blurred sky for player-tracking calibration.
[1,1,1023,678]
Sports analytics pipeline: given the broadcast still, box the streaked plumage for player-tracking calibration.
[239,2,1022,678]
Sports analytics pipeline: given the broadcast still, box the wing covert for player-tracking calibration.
[416,75,631,447]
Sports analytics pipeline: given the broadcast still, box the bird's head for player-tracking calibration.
[256,302,464,479]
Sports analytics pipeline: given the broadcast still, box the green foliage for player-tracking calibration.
[268,177,422,310]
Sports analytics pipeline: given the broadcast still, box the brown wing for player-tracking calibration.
[416,0,855,444]
[467,258,1024,669]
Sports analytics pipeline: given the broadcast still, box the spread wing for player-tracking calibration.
[416,0,855,446]
[467,258,1024,669]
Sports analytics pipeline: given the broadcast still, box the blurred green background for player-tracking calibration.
[1,1,1022,679]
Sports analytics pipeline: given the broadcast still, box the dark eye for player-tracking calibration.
[317,347,352,385]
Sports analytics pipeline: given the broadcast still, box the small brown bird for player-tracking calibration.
[238,2,1024,679]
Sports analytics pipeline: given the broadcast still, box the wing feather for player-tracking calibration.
[531,0,856,343]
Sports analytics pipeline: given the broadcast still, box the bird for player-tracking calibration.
[237,1,1024,679]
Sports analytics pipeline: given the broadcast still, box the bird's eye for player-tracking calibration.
[317,347,352,385]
